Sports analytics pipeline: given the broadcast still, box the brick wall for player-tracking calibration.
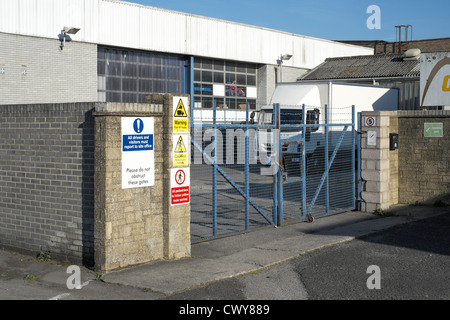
[339,38,450,54]
[376,38,450,54]
[360,110,449,212]
[397,111,450,204]
[0,103,96,267]
[0,32,97,105]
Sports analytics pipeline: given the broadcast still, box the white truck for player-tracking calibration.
[253,81,399,173]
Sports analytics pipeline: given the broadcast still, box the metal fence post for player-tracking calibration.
[212,99,217,237]
[272,103,278,226]
[245,102,250,230]
[357,111,362,211]
[301,104,307,220]
[189,56,194,125]
[276,103,283,226]
[325,104,329,215]
[352,105,356,209]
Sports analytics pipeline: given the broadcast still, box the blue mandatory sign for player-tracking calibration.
[133,118,144,133]
[123,118,153,152]
[123,134,153,152]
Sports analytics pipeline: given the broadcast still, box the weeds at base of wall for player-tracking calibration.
[374,208,397,217]
[433,200,446,207]
[37,251,51,262]
[23,273,40,282]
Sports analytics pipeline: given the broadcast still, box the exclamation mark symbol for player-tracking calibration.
[134,118,143,133]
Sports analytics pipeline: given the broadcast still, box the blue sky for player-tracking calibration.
[126,0,449,41]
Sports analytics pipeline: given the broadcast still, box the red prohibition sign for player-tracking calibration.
[366,117,375,126]
[175,169,186,185]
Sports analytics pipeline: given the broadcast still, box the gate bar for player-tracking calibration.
[191,139,274,225]
[306,125,349,219]
[192,123,346,129]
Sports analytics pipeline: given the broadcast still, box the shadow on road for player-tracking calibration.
[305,204,450,257]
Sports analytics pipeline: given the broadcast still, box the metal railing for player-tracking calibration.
[190,102,357,242]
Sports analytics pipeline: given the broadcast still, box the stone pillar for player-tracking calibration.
[94,100,191,273]
[360,111,392,212]
[146,94,191,260]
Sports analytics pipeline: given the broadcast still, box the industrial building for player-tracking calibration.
[1,0,449,270]
[0,0,372,113]
[0,0,374,265]
[299,52,421,110]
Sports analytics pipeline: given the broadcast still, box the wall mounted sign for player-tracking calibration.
[424,123,443,138]
[170,168,190,206]
[121,117,155,189]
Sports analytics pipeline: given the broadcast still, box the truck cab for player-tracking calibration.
[254,105,320,176]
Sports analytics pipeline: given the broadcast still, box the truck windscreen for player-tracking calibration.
[259,109,302,125]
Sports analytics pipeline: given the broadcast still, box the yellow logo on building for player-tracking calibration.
[442,75,450,92]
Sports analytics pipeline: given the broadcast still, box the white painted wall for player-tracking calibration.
[0,0,373,69]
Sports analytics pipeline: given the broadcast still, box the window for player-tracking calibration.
[98,47,186,103]
[194,57,258,110]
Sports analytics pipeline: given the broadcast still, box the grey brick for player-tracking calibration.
[0,102,96,267]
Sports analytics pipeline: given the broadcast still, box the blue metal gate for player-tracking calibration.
[277,104,357,224]
[190,103,276,242]
[190,103,357,242]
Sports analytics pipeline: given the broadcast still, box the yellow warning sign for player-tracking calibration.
[175,136,187,153]
[174,153,187,166]
[174,119,188,133]
[173,97,189,133]
[174,99,188,117]
[173,134,188,166]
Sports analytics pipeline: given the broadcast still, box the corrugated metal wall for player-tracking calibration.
[0,0,373,69]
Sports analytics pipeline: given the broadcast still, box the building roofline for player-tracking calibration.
[297,76,420,82]
[335,37,450,43]
[113,0,369,50]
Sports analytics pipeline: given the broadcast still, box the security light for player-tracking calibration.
[63,27,80,35]
[60,26,80,50]
[280,54,293,61]
[278,54,293,83]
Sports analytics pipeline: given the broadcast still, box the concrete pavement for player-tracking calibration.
[102,204,449,296]
[1,204,448,299]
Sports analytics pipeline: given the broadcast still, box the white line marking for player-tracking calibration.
[49,293,71,300]
[75,280,92,289]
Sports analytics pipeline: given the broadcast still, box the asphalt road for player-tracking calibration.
[167,213,450,300]
[1,212,449,301]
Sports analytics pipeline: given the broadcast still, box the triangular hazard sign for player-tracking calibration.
[174,99,188,117]
[175,136,187,153]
